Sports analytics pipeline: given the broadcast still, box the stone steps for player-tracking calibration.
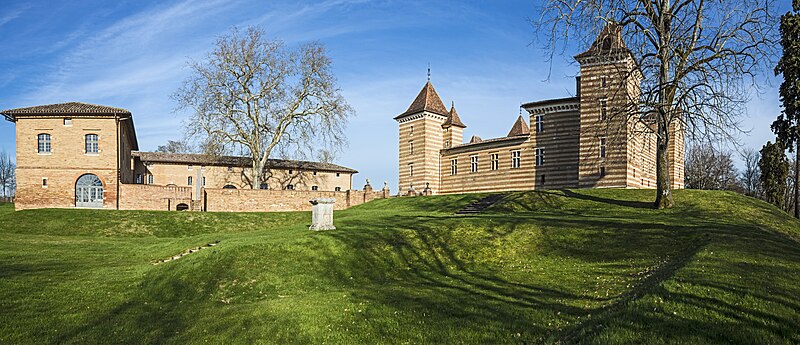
[455,194,506,215]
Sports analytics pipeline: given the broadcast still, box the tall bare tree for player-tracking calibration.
[174,26,353,188]
[0,150,14,198]
[155,140,192,154]
[684,142,739,191]
[740,147,762,198]
[537,0,778,208]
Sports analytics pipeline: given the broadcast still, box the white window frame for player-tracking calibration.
[490,153,499,171]
[535,115,544,133]
[470,155,478,173]
[63,118,72,126]
[535,148,544,167]
[188,176,193,186]
[147,174,154,185]
[451,159,458,175]
[37,133,51,154]
[85,134,99,154]
[511,150,521,169]
[312,186,319,191]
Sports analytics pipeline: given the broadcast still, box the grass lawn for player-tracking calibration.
[0,189,799,344]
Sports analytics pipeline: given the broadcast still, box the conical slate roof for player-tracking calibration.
[574,22,631,60]
[395,81,450,119]
[507,115,530,137]
[442,101,466,128]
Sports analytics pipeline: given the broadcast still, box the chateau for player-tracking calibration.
[396,25,684,195]
[1,103,376,211]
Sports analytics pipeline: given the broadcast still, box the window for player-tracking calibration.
[259,183,268,190]
[445,140,451,148]
[188,165,193,171]
[600,167,606,177]
[223,184,237,189]
[410,141,414,154]
[136,174,142,184]
[287,184,294,190]
[451,159,458,175]
[512,150,522,169]
[540,174,546,186]
[201,165,206,171]
[600,99,608,120]
[602,37,612,50]
[313,171,317,176]
[85,134,99,154]
[42,178,47,188]
[335,187,342,192]
[336,173,340,177]
[289,170,293,175]
[147,175,154,185]
[601,76,608,88]
[535,148,544,167]
[37,133,51,153]
[64,118,72,126]
[535,115,544,133]
[188,176,193,186]
[227,166,233,172]
[312,186,319,191]
[490,153,499,170]
[202,177,206,186]
[410,125,414,136]
[470,155,478,173]
[600,137,607,158]
[409,163,414,177]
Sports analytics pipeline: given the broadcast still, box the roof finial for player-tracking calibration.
[451,100,454,109]
[427,63,431,82]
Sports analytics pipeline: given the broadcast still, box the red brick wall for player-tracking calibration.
[119,184,193,211]
[202,188,388,212]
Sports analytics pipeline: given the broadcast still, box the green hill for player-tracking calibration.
[0,189,798,344]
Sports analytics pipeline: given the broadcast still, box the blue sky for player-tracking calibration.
[0,0,789,191]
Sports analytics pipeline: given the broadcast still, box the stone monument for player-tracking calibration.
[309,198,336,231]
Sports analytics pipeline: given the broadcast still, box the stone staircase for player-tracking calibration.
[455,194,506,215]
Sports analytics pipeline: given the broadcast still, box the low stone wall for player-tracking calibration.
[202,188,389,212]
[119,184,193,211]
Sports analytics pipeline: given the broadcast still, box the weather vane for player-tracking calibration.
[427,63,431,81]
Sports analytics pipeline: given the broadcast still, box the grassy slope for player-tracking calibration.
[0,189,798,344]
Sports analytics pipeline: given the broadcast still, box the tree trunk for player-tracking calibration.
[795,140,799,218]
[654,120,674,209]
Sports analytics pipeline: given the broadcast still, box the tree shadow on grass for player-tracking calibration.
[321,200,800,344]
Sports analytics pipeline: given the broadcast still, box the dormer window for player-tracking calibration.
[602,37,612,50]
[37,133,51,154]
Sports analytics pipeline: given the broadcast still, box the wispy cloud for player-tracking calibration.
[0,4,28,27]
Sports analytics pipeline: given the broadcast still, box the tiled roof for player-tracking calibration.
[507,115,530,137]
[469,135,483,144]
[442,101,466,128]
[132,151,358,174]
[521,96,580,109]
[395,81,450,119]
[1,102,131,117]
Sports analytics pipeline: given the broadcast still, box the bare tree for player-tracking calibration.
[740,147,762,198]
[155,140,192,154]
[685,142,739,191]
[174,26,353,188]
[0,150,14,198]
[537,0,778,208]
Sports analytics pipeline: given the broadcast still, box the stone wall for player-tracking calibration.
[119,184,193,211]
[202,187,389,212]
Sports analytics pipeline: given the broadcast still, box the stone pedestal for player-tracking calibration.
[309,198,336,231]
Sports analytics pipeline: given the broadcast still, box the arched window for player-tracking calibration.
[176,203,189,211]
[259,183,268,190]
[85,134,99,154]
[286,184,294,190]
[75,174,103,208]
[223,184,237,189]
[37,133,51,153]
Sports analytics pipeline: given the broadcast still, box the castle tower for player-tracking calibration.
[442,102,466,149]
[575,23,643,188]
[394,81,454,195]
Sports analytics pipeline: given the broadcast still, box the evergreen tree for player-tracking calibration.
[759,141,790,208]
[774,1,800,218]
